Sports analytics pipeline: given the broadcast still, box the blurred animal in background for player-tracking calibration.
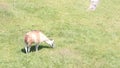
[88,0,99,11]
[24,30,54,53]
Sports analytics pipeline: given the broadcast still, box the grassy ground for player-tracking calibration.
[0,0,120,68]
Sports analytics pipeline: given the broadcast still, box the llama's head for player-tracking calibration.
[46,39,55,48]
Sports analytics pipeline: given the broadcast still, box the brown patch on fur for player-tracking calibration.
[24,35,32,45]
[24,30,41,46]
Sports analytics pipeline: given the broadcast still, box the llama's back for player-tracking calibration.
[24,30,42,45]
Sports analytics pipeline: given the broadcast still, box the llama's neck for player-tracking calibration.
[45,39,51,45]
[40,33,49,42]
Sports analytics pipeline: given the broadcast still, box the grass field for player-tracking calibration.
[0,0,120,68]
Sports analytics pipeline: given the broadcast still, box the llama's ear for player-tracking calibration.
[50,39,54,42]
[50,39,52,40]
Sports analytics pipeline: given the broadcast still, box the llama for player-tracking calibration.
[24,30,54,53]
[88,0,99,11]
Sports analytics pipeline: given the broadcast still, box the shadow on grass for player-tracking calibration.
[21,45,51,53]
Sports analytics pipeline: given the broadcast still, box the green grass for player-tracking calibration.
[0,0,120,68]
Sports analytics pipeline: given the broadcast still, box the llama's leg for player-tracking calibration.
[28,46,31,53]
[35,44,39,52]
[25,45,28,53]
